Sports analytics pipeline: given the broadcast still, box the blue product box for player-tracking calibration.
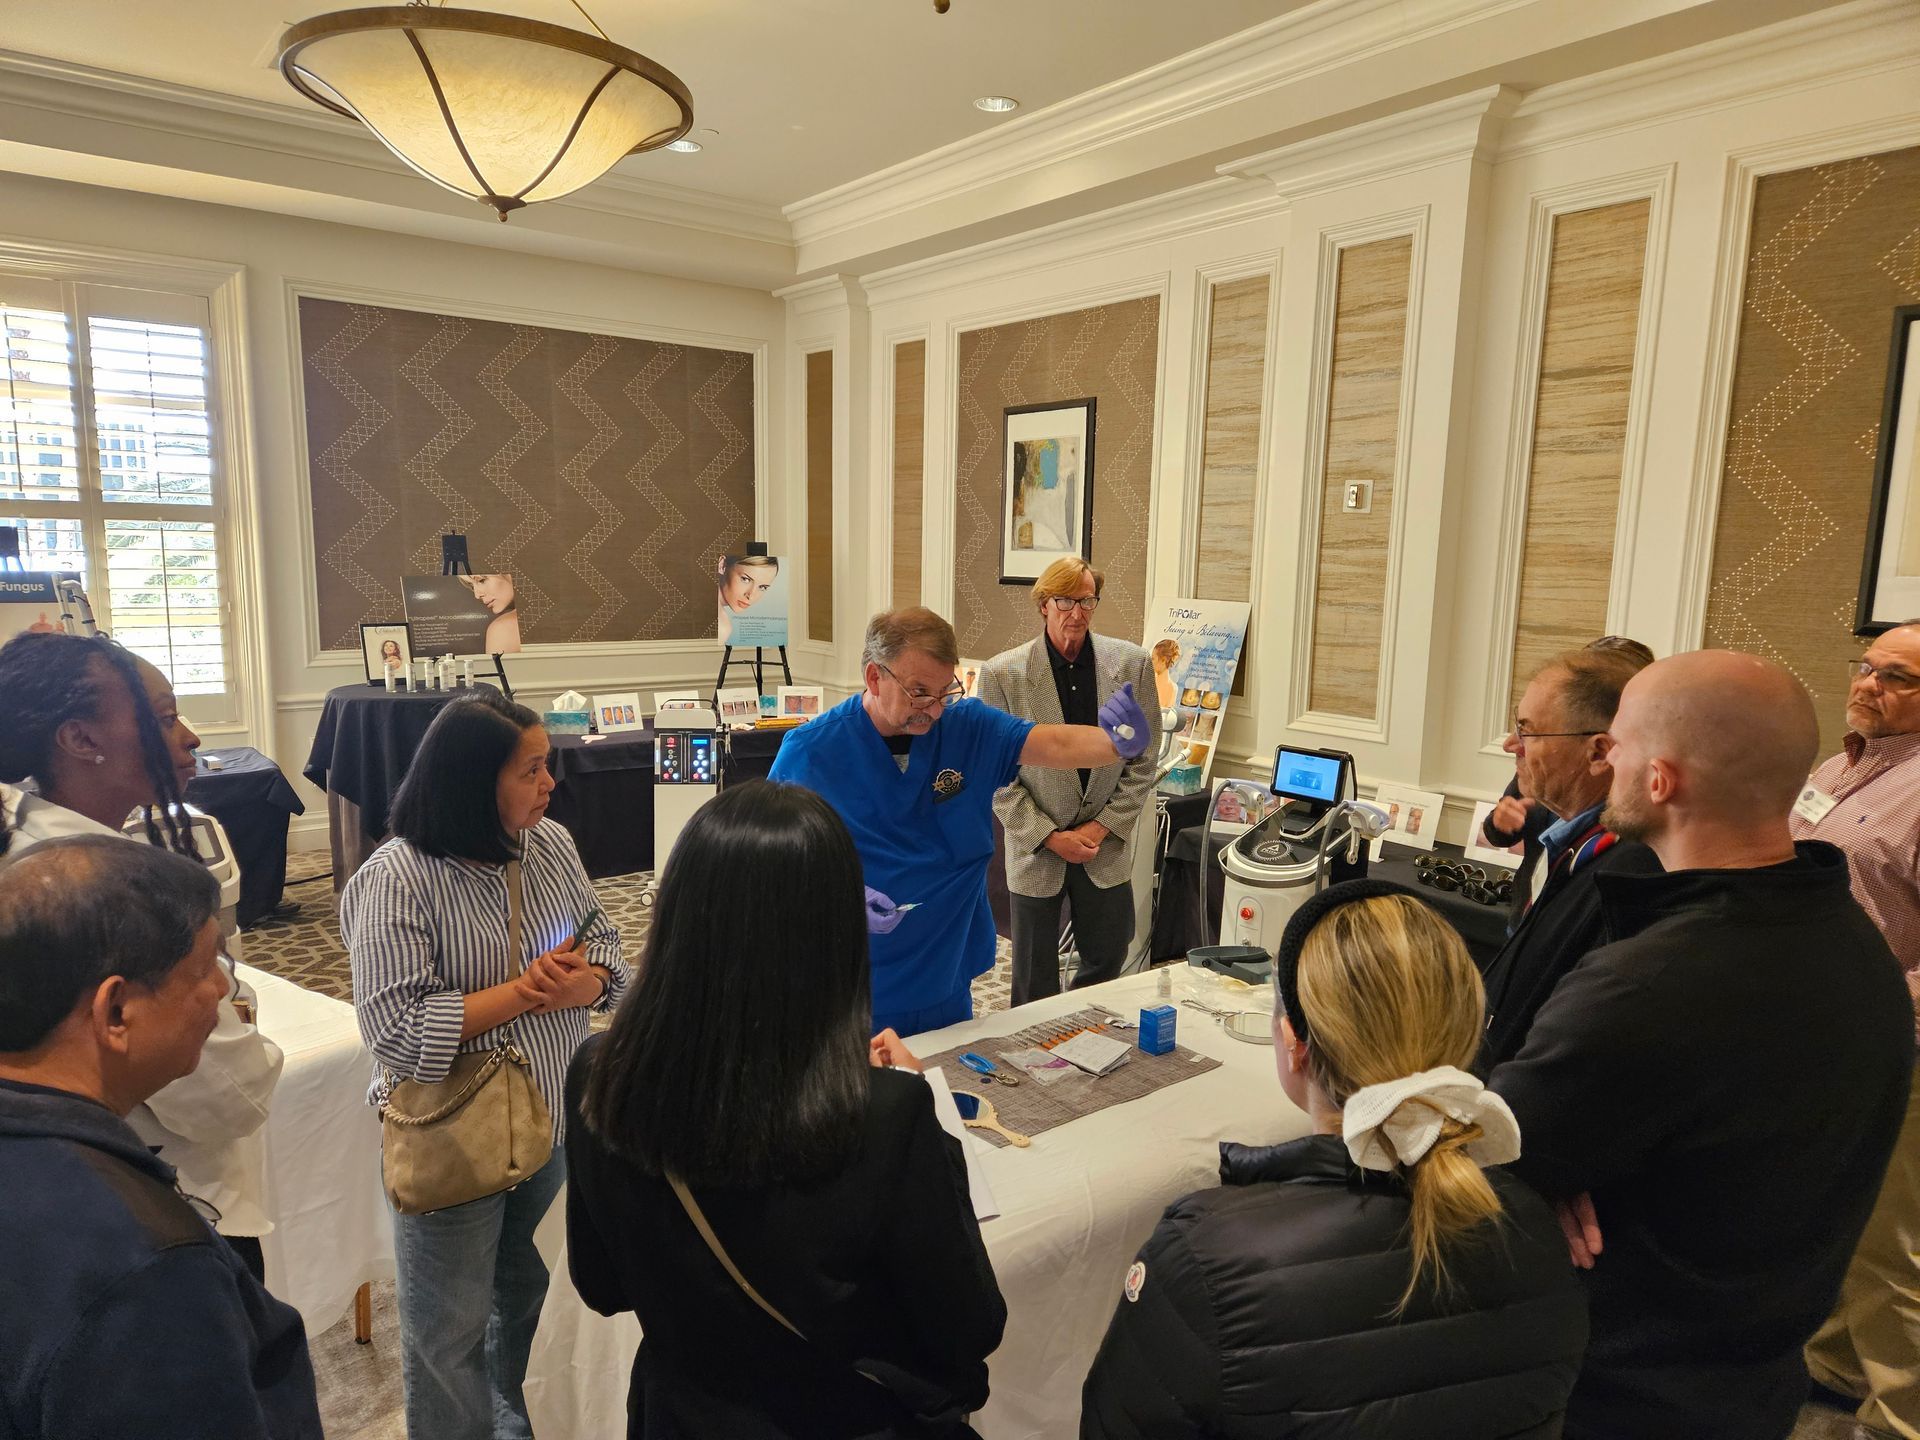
[1160,762,1204,796]
[1138,1004,1177,1055]
[544,710,591,737]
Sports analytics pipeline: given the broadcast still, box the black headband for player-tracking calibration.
[1273,878,1423,1048]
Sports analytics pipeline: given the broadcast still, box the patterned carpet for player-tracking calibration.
[246,852,1015,1015]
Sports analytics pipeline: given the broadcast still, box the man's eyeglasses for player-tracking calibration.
[877,664,966,710]
[1509,722,1605,742]
[1046,596,1101,614]
[1849,659,1920,693]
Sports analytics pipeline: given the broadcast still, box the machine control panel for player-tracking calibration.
[655,731,714,785]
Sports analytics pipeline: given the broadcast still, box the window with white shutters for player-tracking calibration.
[0,277,237,721]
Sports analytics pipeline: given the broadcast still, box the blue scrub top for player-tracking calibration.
[769,695,1034,1031]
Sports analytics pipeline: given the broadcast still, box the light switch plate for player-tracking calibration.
[1342,481,1372,514]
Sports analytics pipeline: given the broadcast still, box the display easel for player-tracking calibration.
[711,540,791,702]
[442,534,514,701]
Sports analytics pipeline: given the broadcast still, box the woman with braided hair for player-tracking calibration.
[1082,882,1587,1439]
[0,630,200,860]
[0,629,285,1282]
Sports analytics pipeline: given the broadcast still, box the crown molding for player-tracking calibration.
[781,0,1533,249]
[1222,86,1520,201]
[856,176,1284,310]
[0,48,793,247]
[1501,0,1920,157]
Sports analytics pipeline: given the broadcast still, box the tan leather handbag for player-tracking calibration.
[380,859,553,1215]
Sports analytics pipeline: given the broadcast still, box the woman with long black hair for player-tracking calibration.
[566,779,1006,1439]
[0,629,284,1280]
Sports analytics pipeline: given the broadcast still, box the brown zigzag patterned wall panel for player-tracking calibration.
[300,297,755,650]
[953,296,1160,658]
[1703,146,1920,757]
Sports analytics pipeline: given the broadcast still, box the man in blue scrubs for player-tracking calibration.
[771,606,1149,1036]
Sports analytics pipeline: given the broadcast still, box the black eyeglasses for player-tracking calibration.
[1413,857,1512,906]
[876,664,967,710]
[1849,660,1920,693]
[1509,723,1606,742]
[1046,596,1101,614]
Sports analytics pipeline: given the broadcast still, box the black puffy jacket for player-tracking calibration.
[1081,1134,1587,1439]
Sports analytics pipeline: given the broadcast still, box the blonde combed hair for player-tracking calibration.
[1030,557,1103,613]
[1296,894,1504,1311]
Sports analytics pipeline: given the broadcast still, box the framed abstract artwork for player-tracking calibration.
[999,398,1096,585]
[1856,305,1920,634]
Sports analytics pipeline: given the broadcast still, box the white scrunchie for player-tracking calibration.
[1341,1065,1521,1172]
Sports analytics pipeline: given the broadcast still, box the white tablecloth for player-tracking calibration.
[242,964,395,1333]
[525,969,1307,1439]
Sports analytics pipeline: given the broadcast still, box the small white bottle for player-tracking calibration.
[419,657,435,691]
[383,666,396,694]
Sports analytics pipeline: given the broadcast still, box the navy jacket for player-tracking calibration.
[1081,1134,1588,1439]
[0,1079,321,1440]
[1492,843,1913,1440]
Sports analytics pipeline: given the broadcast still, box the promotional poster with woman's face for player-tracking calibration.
[402,573,522,655]
[716,555,788,648]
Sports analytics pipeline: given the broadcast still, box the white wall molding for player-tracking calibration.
[1475,164,1676,753]
[279,276,772,667]
[1501,0,1920,160]
[1223,86,1520,204]
[1285,207,1432,748]
[1674,109,1920,653]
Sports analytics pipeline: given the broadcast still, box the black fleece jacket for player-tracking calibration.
[0,1078,320,1440]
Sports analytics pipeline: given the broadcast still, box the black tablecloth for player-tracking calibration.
[185,747,304,928]
[1155,822,1509,967]
[303,684,497,841]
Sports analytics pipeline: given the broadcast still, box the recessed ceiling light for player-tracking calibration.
[665,138,703,153]
[974,95,1019,114]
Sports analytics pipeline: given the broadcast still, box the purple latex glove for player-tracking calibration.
[1099,682,1151,760]
[865,886,905,935]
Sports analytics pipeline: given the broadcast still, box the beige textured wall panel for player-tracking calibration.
[952,296,1160,657]
[1508,199,1651,713]
[297,297,755,647]
[1704,145,1920,757]
[806,349,834,643]
[1195,275,1271,604]
[1308,237,1412,720]
[892,340,926,608]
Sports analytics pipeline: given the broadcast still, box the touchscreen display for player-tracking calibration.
[1273,748,1344,805]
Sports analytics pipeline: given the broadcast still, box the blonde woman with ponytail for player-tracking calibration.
[1082,881,1586,1440]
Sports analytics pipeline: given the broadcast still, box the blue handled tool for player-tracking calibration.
[958,1051,1019,1086]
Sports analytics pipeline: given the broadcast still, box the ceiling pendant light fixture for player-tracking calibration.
[277,2,693,221]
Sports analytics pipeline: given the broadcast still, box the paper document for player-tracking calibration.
[925,1067,1001,1222]
[1051,1031,1132,1076]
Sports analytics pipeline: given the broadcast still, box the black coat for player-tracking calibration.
[1080,1134,1588,1440]
[1477,835,1662,1072]
[563,1038,1007,1439]
[0,1079,322,1440]
[1491,842,1914,1440]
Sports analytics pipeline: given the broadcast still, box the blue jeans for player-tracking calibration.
[389,1149,565,1440]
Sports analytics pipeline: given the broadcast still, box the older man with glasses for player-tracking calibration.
[770,605,1149,1036]
[1796,623,1920,1440]
[976,558,1159,1007]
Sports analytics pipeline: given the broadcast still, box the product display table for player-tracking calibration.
[185,747,305,926]
[242,963,393,1334]
[522,968,1306,1439]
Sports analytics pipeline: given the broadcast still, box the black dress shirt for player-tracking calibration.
[1047,633,1096,789]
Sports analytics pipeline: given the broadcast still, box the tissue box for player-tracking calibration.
[1138,1004,1177,1055]
[1160,763,1204,796]
[544,710,591,736]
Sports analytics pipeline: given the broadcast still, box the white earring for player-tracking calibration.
[93,755,106,766]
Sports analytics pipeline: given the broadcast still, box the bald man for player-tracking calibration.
[1491,651,1913,1440]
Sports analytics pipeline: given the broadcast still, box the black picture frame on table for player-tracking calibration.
[998,397,1096,586]
[1855,304,1920,636]
[360,622,413,685]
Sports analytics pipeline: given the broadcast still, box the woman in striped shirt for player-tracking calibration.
[341,689,627,1440]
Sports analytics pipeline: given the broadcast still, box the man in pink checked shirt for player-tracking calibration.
[1793,621,1920,1440]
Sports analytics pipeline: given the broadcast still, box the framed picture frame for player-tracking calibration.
[592,692,644,734]
[1462,798,1527,871]
[360,622,413,686]
[1856,304,1920,635]
[1367,783,1446,861]
[1000,398,1096,585]
[777,685,824,719]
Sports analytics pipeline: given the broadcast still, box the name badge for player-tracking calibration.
[1793,785,1838,825]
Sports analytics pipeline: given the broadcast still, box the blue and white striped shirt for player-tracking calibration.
[339,819,628,1142]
